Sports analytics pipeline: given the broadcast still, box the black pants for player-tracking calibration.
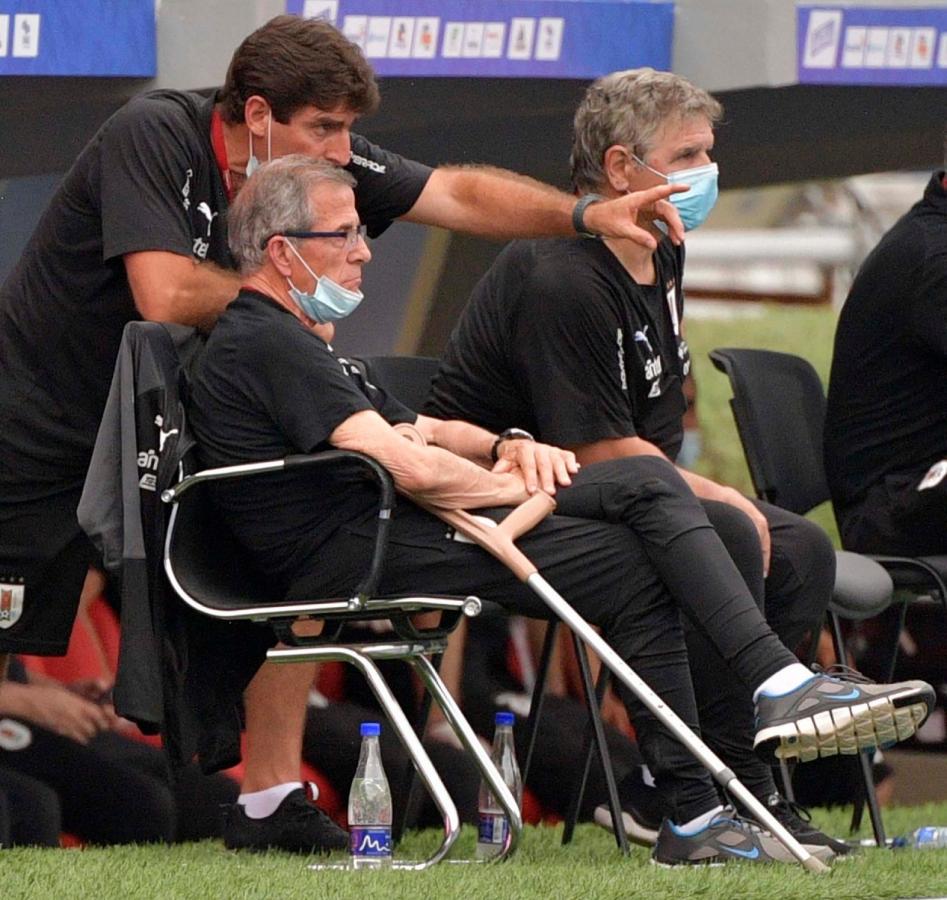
[838,473,947,555]
[690,499,834,800]
[0,764,61,846]
[0,724,238,845]
[291,456,798,823]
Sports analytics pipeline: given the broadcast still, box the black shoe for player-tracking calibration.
[593,772,667,847]
[757,792,853,857]
[651,806,835,867]
[223,786,348,854]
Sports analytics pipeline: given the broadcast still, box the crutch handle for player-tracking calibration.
[495,491,556,541]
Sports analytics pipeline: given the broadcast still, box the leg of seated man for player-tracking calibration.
[292,461,843,864]
[691,501,839,834]
[222,658,348,853]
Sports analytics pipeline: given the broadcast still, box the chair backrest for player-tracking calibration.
[357,355,441,410]
[165,480,272,612]
[709,347,830,516]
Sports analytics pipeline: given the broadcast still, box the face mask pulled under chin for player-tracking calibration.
[285,242,363,324]
[634,154,719,232]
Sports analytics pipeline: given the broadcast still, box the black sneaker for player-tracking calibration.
[223,785,348,854]
[754,670,934,762]
[756,792,853,857]
[651,807,835,867]
[593,772,667,847]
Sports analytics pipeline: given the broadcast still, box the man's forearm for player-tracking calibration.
[332,410,525,509]
[125,250,241,330]
[405,166,574,239]
[419,415,495,467]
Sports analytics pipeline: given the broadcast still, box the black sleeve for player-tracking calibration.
[98,96,205,263]
[253,330,375,453]
[347,134,433,238]
[510,260,638,446]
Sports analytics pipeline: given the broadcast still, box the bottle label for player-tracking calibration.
[478,812,509,846]
[350,826,392,858]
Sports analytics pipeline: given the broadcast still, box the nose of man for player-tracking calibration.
[324,131,352,167]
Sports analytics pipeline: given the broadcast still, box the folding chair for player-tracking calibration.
[86,322,520,869]
[709,345,939,846]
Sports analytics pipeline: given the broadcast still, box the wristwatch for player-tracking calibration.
[491,427,535,463]
[572,193,604,237]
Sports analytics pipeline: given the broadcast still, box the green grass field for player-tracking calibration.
[6,807,947,900]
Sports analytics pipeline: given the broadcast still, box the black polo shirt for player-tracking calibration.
[0,88,431,499]
[825,171,947,516]
[425,236,690,458]
[189,290,415,590]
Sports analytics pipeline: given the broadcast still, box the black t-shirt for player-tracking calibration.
[189,290,415,590]
[0,88,431,498]
[425,236,690,458]
[825,171,947,513]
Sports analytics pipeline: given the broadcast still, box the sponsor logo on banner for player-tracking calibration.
[302,0,338,22]
[803,9,842,68]
[0,582,25,629]
[12,14,40,58]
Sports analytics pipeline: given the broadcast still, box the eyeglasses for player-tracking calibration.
[261,224,367,250]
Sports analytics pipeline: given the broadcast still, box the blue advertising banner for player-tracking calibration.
[285,0,674,78]
[798,5,947,85]
[0,0,155,77]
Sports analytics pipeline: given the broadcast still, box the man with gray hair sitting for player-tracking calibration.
[424,67,852,854]
[188,154,933,865]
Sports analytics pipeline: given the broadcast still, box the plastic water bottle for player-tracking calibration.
[476,711,523,860]
[892,826,947,849]
[348,722,392,869]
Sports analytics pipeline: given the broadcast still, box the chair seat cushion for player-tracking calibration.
[830,550,893,620]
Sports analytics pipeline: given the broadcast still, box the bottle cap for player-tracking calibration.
[360,722,381,737]
[495,711,515,727]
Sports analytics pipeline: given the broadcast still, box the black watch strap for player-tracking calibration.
[491,428,535,463]
[572,193,604,237]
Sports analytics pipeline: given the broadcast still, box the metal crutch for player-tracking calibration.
[413,491,830,874]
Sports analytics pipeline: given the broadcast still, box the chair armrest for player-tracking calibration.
[162,449,395,606]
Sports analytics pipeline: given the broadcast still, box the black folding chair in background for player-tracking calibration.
[356,354,630,854]
[708,346,946,847]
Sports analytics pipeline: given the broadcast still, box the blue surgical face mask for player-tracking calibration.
[285,241,363,324]
[633,154,719,232]
[246,112,272,178]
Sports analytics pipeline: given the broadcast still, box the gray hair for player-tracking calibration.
[228,155,357,274]
[570,68,723,193]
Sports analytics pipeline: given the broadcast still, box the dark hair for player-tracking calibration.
[219,15,380,125]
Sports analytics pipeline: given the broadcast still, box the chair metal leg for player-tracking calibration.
[561,635,628,854]
[393,651,442,843]
[522,620,558,786]
[411,654,522,862]
[270,644,462,870]
[827,611,886,847]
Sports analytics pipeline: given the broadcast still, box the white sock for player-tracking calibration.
[753,663,814,703]
[238,781,307,819]
[674,804,725,835]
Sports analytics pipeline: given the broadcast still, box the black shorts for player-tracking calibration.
[0,485,97,656]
